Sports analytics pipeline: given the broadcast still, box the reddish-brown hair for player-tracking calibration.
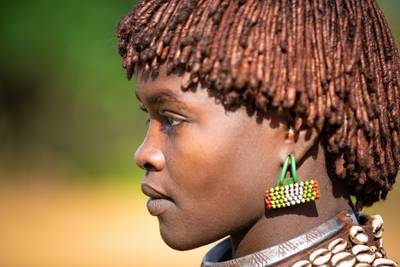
[117,0,400,210]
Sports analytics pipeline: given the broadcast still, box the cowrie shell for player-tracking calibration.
[378,248,386,257]
[328,238,348,254]
[377,238,384,249]
[356,253,375,264]
[331,251,356,267]
[352,245,375,264]
[371,215,384,235]
[355,263,371,267]
[374,229,383,239]
[309,248,332,265]
[349,225,369,245]
[372,258,398,267]
[291,260,312,267]
[352,244,372,255]
[375,251,383,259]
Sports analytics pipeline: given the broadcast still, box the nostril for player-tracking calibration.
[144,162,158,171]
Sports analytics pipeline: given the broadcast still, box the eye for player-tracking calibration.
[160,110,185,128]
[165,116,183,127]
[139,104,147,113]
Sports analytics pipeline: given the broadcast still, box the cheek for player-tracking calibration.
[168,119,261,201]
[168,119,279,198]
[160,118,280,248]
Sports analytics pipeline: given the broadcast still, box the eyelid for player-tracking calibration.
[139,104,148,112]
[159,110,186,120]
[159,110,187,129]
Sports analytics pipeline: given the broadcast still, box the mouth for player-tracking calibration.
[141,183,174,216]
[141,183,173,201]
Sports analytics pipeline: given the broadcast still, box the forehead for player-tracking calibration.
[134,65,216,111]
[135,65,183,100]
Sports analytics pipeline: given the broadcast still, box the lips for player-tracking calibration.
[141,183,172,201]
[141,182,174,216]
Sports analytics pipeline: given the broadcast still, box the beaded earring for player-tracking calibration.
[265,154,320,210]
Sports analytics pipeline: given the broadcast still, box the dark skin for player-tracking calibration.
[134,65,352,257]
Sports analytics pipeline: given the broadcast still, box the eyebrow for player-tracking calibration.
[135,90,188,109]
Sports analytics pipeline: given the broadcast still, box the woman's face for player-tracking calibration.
[134,66,290,250]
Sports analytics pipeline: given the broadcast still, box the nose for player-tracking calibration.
[134,134,165,172]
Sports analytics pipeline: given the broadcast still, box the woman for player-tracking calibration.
[117,0,399,266]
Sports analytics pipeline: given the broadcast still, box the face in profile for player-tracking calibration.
[134,65,292,250]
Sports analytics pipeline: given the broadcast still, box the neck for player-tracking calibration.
[230,143,353,258]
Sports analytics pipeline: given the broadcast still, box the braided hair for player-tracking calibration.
[116,0,400,210]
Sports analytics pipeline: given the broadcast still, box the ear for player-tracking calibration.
[278,125,320,165]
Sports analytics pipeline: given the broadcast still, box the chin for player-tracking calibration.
[160,227,201,251]
[159,222,215,251]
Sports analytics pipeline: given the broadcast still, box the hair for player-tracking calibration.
[116,0,400,210]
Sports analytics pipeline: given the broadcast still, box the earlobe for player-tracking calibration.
[279,127,320,166]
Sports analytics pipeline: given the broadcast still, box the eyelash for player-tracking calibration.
[139,105,184,129]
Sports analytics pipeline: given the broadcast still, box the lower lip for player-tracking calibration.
[146,198,174,216]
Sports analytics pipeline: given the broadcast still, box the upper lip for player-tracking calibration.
[141,182,172,201]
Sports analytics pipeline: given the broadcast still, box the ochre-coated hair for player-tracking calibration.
[116,0,400,210]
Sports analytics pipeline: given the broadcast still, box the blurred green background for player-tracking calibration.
[0,0,145,181]
[0,0,399,266]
